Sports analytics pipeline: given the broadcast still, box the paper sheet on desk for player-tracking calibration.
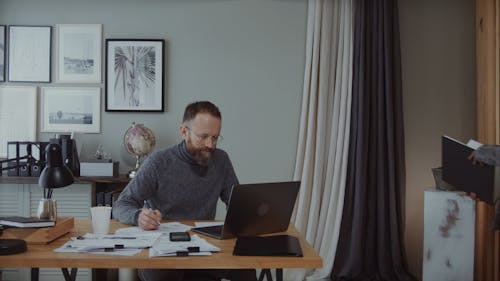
[54,232,161,255]
[150,234,220,257]
[115,222,192,235]
[149,248,212,257]
[55,243,142,256]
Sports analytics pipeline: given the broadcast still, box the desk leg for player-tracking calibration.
[275,269,283,281]
[61,268,78,281]
[30,268,39,281]
[259,269,272,281]
[258,269,283,281]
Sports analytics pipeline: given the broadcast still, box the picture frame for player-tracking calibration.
[41,87,101,133]
[105,39,164,112]
[57,24,102,83]
[0,25,5,82]
[0,86,37,158]
[8,25,52,82]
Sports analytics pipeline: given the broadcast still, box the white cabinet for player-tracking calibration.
[422,190,475,281]
[0,182,93,281]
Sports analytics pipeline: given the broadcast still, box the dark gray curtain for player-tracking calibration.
[331,0,416,280]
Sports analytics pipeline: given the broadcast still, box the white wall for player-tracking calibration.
[399,0,476,279]
[0,0,308,184]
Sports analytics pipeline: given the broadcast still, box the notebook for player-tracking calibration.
[233,235,303,256]
[192,181,300,239]
[0,216,55,228]
[441,135,500,204]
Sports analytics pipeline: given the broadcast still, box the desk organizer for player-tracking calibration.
[2,217,74,244]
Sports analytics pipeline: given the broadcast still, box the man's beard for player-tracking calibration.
[187,144,215,166]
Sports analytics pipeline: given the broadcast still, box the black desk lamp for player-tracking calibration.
[0,144,72,255]
[37,143,74,220]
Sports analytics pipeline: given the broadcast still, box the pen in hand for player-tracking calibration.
[143,200,161,226]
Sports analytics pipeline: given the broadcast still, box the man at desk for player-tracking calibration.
[113,101,256,281]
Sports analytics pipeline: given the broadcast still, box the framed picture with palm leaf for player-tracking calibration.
[105,39,165,112]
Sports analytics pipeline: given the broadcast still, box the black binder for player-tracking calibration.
[442,135,500,204]
[233,235,303,257]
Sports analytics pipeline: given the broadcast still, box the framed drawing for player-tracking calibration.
[105,39,164,112]
[0,25,5,82]
[57,24,102,83]
[8,25,52,82]
[0,86,37,158]
[41,87,101,133]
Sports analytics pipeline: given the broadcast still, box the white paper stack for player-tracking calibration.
[149,234,220,257]
[54,232,162,256]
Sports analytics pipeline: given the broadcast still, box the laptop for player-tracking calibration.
[192,181,300,239]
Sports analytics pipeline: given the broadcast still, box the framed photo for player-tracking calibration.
[0,86,37,158]
[0,26,5,82]
[105,39,164,112]
[41,87,101,133]
[8,25,52,82]
[57,24,102,83]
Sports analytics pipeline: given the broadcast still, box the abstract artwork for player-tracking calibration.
[105,39,164,112]
[423,190,475,281]
[8,25,51,82]
[0,86,37,158]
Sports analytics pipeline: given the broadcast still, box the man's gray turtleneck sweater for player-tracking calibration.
[113,141,238,225]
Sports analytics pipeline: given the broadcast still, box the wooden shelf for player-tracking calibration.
[2,217,74,244]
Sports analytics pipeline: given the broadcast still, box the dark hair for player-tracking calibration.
[182,101,221,123]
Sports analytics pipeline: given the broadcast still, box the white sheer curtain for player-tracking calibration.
[285,0,353,280]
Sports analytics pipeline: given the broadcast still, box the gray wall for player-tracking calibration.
[0,0,478,280]
[399,0,476,279]
[0,0,308,184]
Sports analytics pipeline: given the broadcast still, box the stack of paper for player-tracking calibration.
[53,222,219,257]
[150,234,220,257]
[54,232,162,256]
[0,216,55,228]
[115,222,192,236]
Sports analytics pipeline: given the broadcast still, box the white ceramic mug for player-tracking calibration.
[90,206,112,234]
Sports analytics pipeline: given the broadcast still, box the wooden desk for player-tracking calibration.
[0,220,322,281]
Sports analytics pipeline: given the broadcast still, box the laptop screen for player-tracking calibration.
[224,181,301,237]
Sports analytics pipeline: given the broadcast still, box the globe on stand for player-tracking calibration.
[123,122,156,178]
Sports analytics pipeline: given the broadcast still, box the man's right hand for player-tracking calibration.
[468,151,484,165]
[138,208,162,230]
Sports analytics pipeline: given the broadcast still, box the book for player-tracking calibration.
[0,216,55,228]
[441,135,500,204]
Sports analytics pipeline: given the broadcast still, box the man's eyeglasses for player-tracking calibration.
[185,126,223,144]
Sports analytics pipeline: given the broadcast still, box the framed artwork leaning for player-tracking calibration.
[40,87,101,133]
[57,24,102,83]
[105,39,165,112]
[8,25,52,82]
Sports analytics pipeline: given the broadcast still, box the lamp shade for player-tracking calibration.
[38,143,74,189]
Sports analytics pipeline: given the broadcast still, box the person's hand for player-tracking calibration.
[468,151,483,165]
[138,208,162,230]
